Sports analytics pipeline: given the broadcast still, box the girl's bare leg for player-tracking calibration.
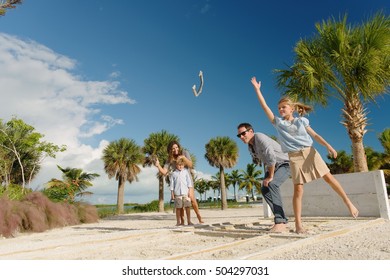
[293,184,306,233]
[189,188,203,223]
[322,173,359,218]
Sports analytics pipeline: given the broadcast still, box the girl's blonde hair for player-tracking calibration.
[278,96,313,117]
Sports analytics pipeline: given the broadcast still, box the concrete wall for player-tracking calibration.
[278,170,390,219]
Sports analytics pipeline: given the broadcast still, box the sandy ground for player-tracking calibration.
[0,204,389,260]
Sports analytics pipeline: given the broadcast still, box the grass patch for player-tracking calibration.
[96,200,259,218]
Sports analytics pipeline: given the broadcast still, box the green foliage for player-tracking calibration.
[275,12,390,172]
[0,184,31,200]
[0,0,22,16]
[227,169,244,200]
[45,165,100,203]
[102,138,144,214]
[194,178,210,201]
[204,136,238,169]
[143,130,179,168]
[0,117,66,187]
[96,201,164,218]
[42,186,70,202]
[133,200,160,212]
[239,163,263,199]
[327,150,354,174]
[205,136,239,210]
[142,131,180,213]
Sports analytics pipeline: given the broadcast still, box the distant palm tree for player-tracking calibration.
[46,165,100,202]
[143,130,179,212]
[239,163,262,200]
[102,138,143,214]
[365,147,383,171]
[276,12,390,172]
[211,171,230,200]
[228,169,243,201]
[208,175,220,201]
[326,150,354,174]
[205,136,238,210]
[193,178,210,202]
[374,129,390,185]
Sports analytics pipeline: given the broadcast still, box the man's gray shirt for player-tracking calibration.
[248,132,289,168]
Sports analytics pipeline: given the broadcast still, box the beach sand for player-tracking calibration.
[0,205,389,260]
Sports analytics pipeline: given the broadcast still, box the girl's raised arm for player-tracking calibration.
[251,77,275,123]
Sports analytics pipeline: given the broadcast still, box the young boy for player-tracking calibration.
[170,159,193,226]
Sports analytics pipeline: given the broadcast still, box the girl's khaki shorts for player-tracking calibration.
[288,147,330,184]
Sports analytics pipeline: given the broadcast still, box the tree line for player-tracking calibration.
[1,118,388,215]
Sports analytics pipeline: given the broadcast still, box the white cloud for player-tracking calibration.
[109,71,121,79]
[0,33,140,204]
[0,33,135,145]
[0,32,217,205]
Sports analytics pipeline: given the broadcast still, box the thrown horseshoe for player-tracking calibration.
[192,70,204,97]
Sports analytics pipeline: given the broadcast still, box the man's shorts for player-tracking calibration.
[174,195,191,208]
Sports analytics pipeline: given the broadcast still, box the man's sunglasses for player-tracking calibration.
[237,128,250,138]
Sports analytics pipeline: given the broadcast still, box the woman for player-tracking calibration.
[154,140,204,224]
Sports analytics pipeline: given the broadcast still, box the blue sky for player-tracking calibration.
[0,0,389,205]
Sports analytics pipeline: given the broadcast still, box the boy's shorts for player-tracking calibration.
[174,195,191,208]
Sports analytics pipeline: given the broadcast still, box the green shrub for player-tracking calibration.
[42,186,70,202]
[132,200,160,212]
[0,184,31,200]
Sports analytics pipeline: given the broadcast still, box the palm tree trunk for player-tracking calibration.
[220,167,227,210]
[117,176,125,214]
[341,97,368,172]
[158,177,164,212]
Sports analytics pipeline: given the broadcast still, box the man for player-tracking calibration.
[237,122,290,232]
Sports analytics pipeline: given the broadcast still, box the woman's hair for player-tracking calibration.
[167,140,182,162]
[278,96,313,117]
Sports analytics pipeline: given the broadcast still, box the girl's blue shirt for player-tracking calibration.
[273,116,313,153]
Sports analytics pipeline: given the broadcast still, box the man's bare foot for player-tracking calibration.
[175,223,182,226]
[197,216,204,224]
[269,223,288,233]
[188,222,194,226]
[295,227,307,234]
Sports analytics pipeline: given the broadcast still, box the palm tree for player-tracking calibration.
[276,12,390,172]
[0,0,22,16]
[101,138,143,214]
[239,163,262,200]
[205,136,238,210]
[143,130,179,212]
[228,169,243,201]
[46,165,100,202]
